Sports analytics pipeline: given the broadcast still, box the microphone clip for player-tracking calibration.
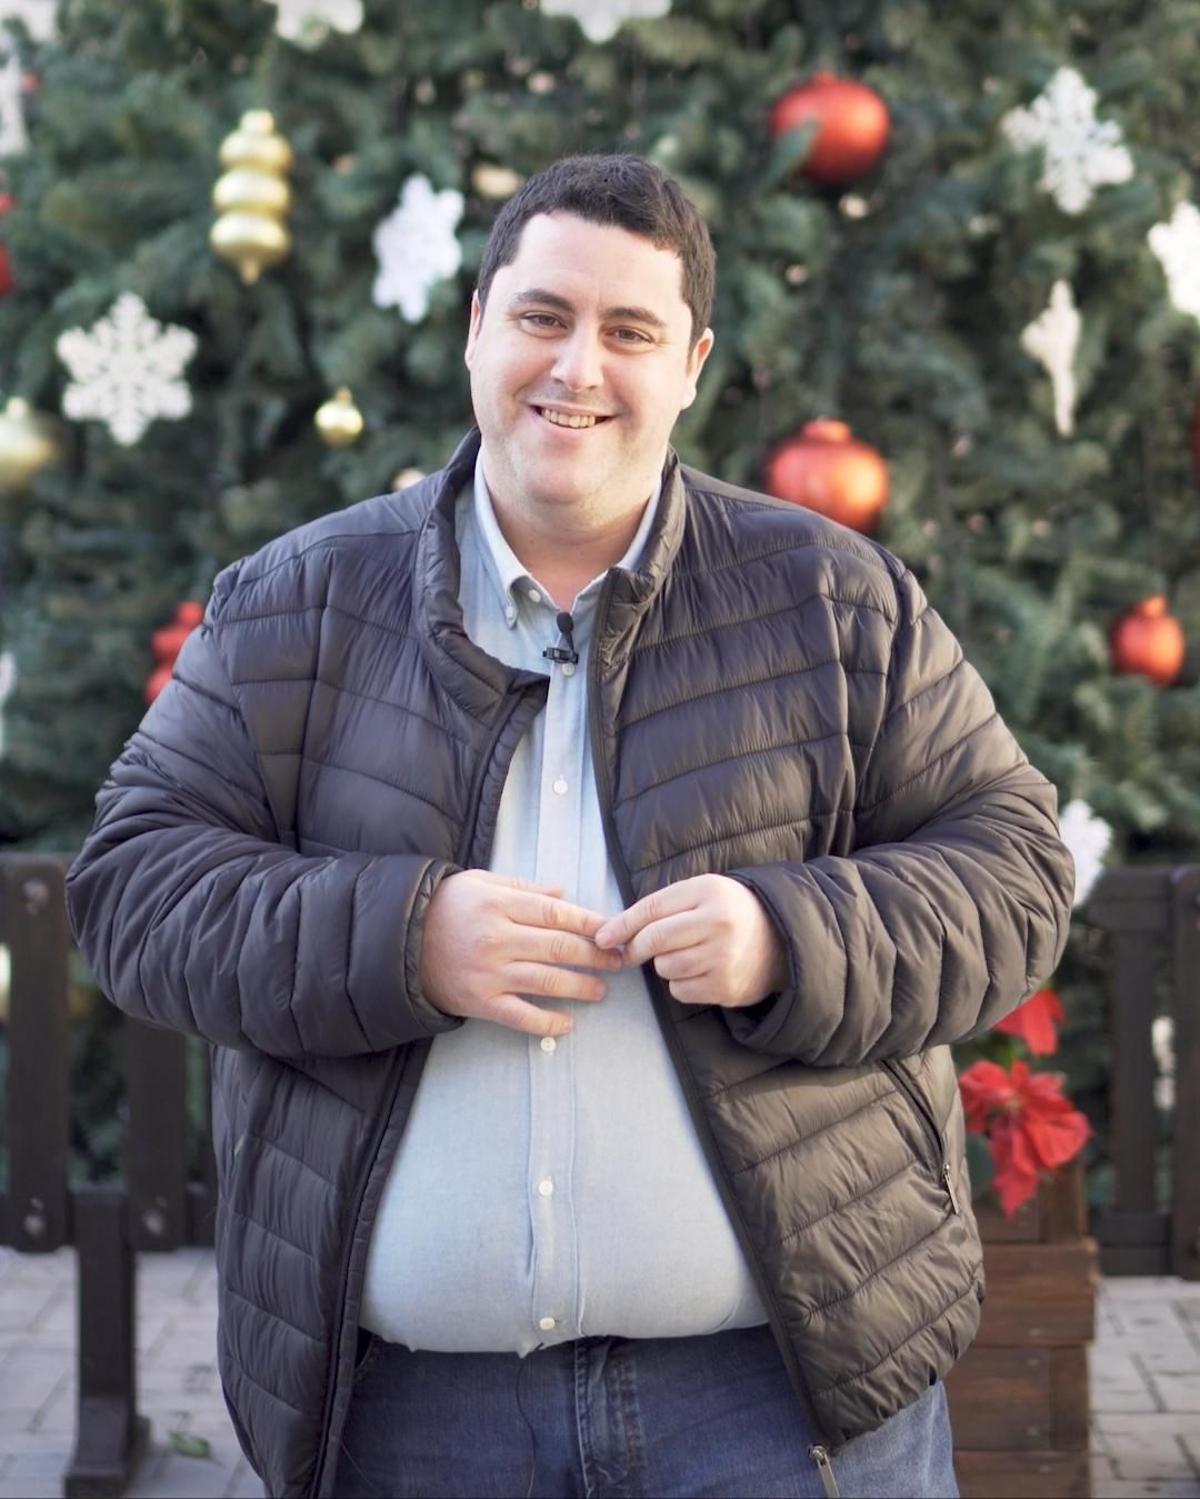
[542,609,580,666]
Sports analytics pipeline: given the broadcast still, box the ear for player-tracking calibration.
[680,327,716,409]
[464,290,484,369]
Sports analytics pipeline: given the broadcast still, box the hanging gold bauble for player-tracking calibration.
[0,397,64,495]
[471,163,525,200]
[210,110,295,285]
[315,387,365,448]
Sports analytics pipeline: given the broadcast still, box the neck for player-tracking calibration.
[480,455,658,610]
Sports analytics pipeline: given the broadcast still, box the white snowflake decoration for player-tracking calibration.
[0,649,15,760]
[1059,798,1113,909]
[0,2,59,43]
[0,2,57,155]
[1020,280,1081,437]
[541,0,671,43]
[372,174,464,323]
[264,0,363,48]
[0,33,27,157]
[56,293,198,447]
[1001,67,1133,215]
[1148,201,1200,322]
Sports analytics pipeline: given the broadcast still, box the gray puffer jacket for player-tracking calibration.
[66,425,1075,1497]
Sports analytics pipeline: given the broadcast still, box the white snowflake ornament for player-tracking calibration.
[0,2,58,42]
[372,174,464,323]
[541,0,671,43]
[1020,280,1081,436]
[0,649,14,760]
[1148,201,1200,322]
[56,293,198,447]
[0,33,27,156]
[265,0,363,48]
[1059,798,1112,909]
[1001,67,1133,215]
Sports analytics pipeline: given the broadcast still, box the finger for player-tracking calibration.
[666,976,712,1006]
[595,881,701,949]
[652,948,712,982]
[522,927,625,972]
[504,962,608,1003]
[486,993,575,1038]
[622,912,708,968]
[503,888,611,940]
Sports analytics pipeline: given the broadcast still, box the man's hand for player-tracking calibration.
[594,875,786,1009]
[420,869,622,1038]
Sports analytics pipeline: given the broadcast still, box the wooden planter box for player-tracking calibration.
[946,1158,1099,1499]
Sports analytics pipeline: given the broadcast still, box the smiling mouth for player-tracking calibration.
[533,406,615,430]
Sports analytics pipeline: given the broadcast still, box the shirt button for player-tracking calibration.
[504,604,517,626]
[526,587,542,604]
[540,1036,557,1053]
[537,1178,554,1198]
[538,1316,556,1331]
[561,662,575,677]
[553,777,568,796]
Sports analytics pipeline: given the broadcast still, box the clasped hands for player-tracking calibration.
[421,869,786,1039]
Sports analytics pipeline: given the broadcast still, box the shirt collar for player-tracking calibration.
[470,450,663,624]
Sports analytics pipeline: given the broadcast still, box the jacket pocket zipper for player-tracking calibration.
[878,1059,960,1215]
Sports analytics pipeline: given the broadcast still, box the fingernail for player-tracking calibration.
[595,926,613,946]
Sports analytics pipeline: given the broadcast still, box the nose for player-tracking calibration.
[550,326,604,392]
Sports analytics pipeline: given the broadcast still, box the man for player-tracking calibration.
[67,153,1075,1499]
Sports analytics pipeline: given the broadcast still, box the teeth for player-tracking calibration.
[540,408,598,428]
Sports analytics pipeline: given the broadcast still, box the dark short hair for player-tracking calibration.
[475,153,716,352]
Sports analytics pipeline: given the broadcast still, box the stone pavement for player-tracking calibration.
[0,1247,1198,1499]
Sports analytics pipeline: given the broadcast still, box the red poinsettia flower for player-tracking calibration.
[959,1059,1091,1216]
[993,988,1066,1055]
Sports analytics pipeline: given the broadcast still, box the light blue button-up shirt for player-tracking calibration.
[360,452,767,1355]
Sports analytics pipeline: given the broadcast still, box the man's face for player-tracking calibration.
[464,212,714,521]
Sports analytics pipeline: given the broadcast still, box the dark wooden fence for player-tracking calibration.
[0,852,1197,1496]
[1084,864,1200,1279]
[0,854,216,1497]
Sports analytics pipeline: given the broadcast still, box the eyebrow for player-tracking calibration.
[509,287,669,331]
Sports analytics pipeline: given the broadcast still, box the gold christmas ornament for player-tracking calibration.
[315,387,365,448]
[392,467,426,490]
[0,397,64,495]
[471,163,525,199]
[210,110,295,285]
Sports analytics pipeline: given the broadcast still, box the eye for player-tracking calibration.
[613,328,652,344]
[520,313,562,329]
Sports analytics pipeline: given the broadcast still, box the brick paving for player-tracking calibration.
[0,1246,1197,1498]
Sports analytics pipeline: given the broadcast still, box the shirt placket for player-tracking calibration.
[524,595,589,1345]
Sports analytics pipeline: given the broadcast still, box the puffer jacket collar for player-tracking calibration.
[413,425,688,706]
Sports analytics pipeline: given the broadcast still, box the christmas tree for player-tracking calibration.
[2,0,1199,1180]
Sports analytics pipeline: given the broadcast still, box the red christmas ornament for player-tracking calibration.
[1109,595,1185,686]
[146,601,204,703]
[0,194,14,299]
[768,72,891,185]
[763,419,889,534]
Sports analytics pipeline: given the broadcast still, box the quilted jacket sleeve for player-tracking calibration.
[65,574,463,1059]
[726,564,1075,1067]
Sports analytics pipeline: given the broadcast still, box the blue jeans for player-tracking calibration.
[332,1322,959,1498]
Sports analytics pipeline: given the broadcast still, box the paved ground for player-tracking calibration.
[0,1248,1197,1499]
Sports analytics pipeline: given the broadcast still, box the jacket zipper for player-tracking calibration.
[878,1058,960,1215]
[587,572,841,1498]
[311,688,538,1497]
